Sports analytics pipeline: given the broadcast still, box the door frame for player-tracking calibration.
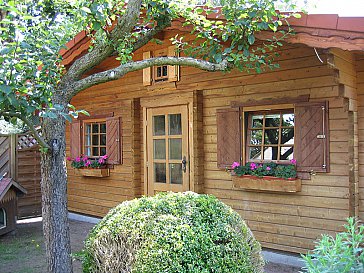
[141,92,198,196]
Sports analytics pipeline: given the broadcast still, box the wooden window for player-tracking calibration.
[216,100,329,173]
[83,120,107,157]
[246,110,294,163]
[70,116,122,164]
[0,208,6,229]
[142,46,180,86]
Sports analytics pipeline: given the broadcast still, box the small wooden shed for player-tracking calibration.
[0,178,27,236]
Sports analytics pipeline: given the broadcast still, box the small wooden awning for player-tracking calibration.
[0,178,27,201]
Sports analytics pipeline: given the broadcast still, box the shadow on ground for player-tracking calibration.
[0,218,301,273]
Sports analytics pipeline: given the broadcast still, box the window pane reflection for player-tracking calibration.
[154,163,166,183]
[170,163,182,184]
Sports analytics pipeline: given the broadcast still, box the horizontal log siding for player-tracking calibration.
[203,47,350,253]
[357,53,364,220]
[67,40,355,252]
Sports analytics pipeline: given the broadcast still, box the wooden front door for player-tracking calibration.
[147,105,189,195]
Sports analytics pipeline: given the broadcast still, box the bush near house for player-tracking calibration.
[301,218,364,273]
[78,192,264,273]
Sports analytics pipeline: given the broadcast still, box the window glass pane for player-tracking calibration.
[157,66,162,77]
[154,139,166,160]
[251,115,263,128]
[265,114,280,127]
[169,139,182,160]
[92,147,99,156]
[162,65,168,77]
[168,114,182,135]
[249,147,261,160]
[85,134,91,146]
[282,113,294,127]
[85,147,91,156]
[92,124,99,133]
[92,135,99,145]
[86,124,91,134]
[281,128,294,145]
[100,147,106,156]
[100,123,106,133]
[264,129,279,144]
[100,134,106,146]
[170,163,182,184]
[154,163,166,183]
[280,147,294,160]
[0,209,5,227]
[250,130,262,145]
[263,146,279,160]
[153,115,165,136]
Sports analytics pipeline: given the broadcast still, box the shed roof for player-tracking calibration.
[0,178,27,201]
[61,13,364,66]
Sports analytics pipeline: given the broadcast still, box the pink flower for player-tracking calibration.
[82,156,88,162]
[258,164,263,168]
[75,157,81,163]
[290,159,297,165]
[66,157,72,161]
[85,160,91,167]
[250,162,257,170]
[266,166,271,171]
[231,162,240,169]
[98,158,105,164]
[101,155,108,160]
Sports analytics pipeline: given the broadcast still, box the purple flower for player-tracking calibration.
[82,156,88,162]
[98,158,105,164]
[290,159,297,165]
[250,162,257,170]
[266,166,271,171]
[85,160,91,167]
[75,157,81,163]
[231,161,240,169]
[66,157,72,161]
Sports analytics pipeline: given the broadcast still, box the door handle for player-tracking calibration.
[182,156,187,173]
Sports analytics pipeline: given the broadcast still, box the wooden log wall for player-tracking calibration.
[68,39,357,253]
[357,53,364,220]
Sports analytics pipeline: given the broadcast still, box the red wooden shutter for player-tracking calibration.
[70,120,81,159]
[106,116,122,164]
[216,108,241,169]
[295,101,329,172]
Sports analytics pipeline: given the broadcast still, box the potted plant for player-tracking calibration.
[67,154,110,177]
[229,159,301,192]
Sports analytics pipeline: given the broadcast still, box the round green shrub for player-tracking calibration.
[79,192,264,273]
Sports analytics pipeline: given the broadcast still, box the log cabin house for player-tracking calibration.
[63,13,364,253]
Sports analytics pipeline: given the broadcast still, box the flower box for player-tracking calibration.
[76,168,110,178]
[232,175,301,193]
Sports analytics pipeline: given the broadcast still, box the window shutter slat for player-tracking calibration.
[106,116,122,164]
[142,51,152,86]
[167,45,179,82]
[217,108,241,169]
[70,120,81,159]
[295,101,329,172]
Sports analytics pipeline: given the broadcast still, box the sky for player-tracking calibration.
[296,0,364,16]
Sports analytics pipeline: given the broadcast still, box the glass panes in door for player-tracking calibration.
[147,105,189,194]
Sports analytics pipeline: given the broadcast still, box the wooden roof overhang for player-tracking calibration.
[61,12,364,67]
[0,178,27,202]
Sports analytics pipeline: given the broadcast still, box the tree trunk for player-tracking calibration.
[40,107,73,273]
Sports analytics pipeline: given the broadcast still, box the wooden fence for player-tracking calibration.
[0,133,42,218]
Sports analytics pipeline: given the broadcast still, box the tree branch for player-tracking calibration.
[69,57,229,97]
[61,0,143,87]
[0,112,50,149]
